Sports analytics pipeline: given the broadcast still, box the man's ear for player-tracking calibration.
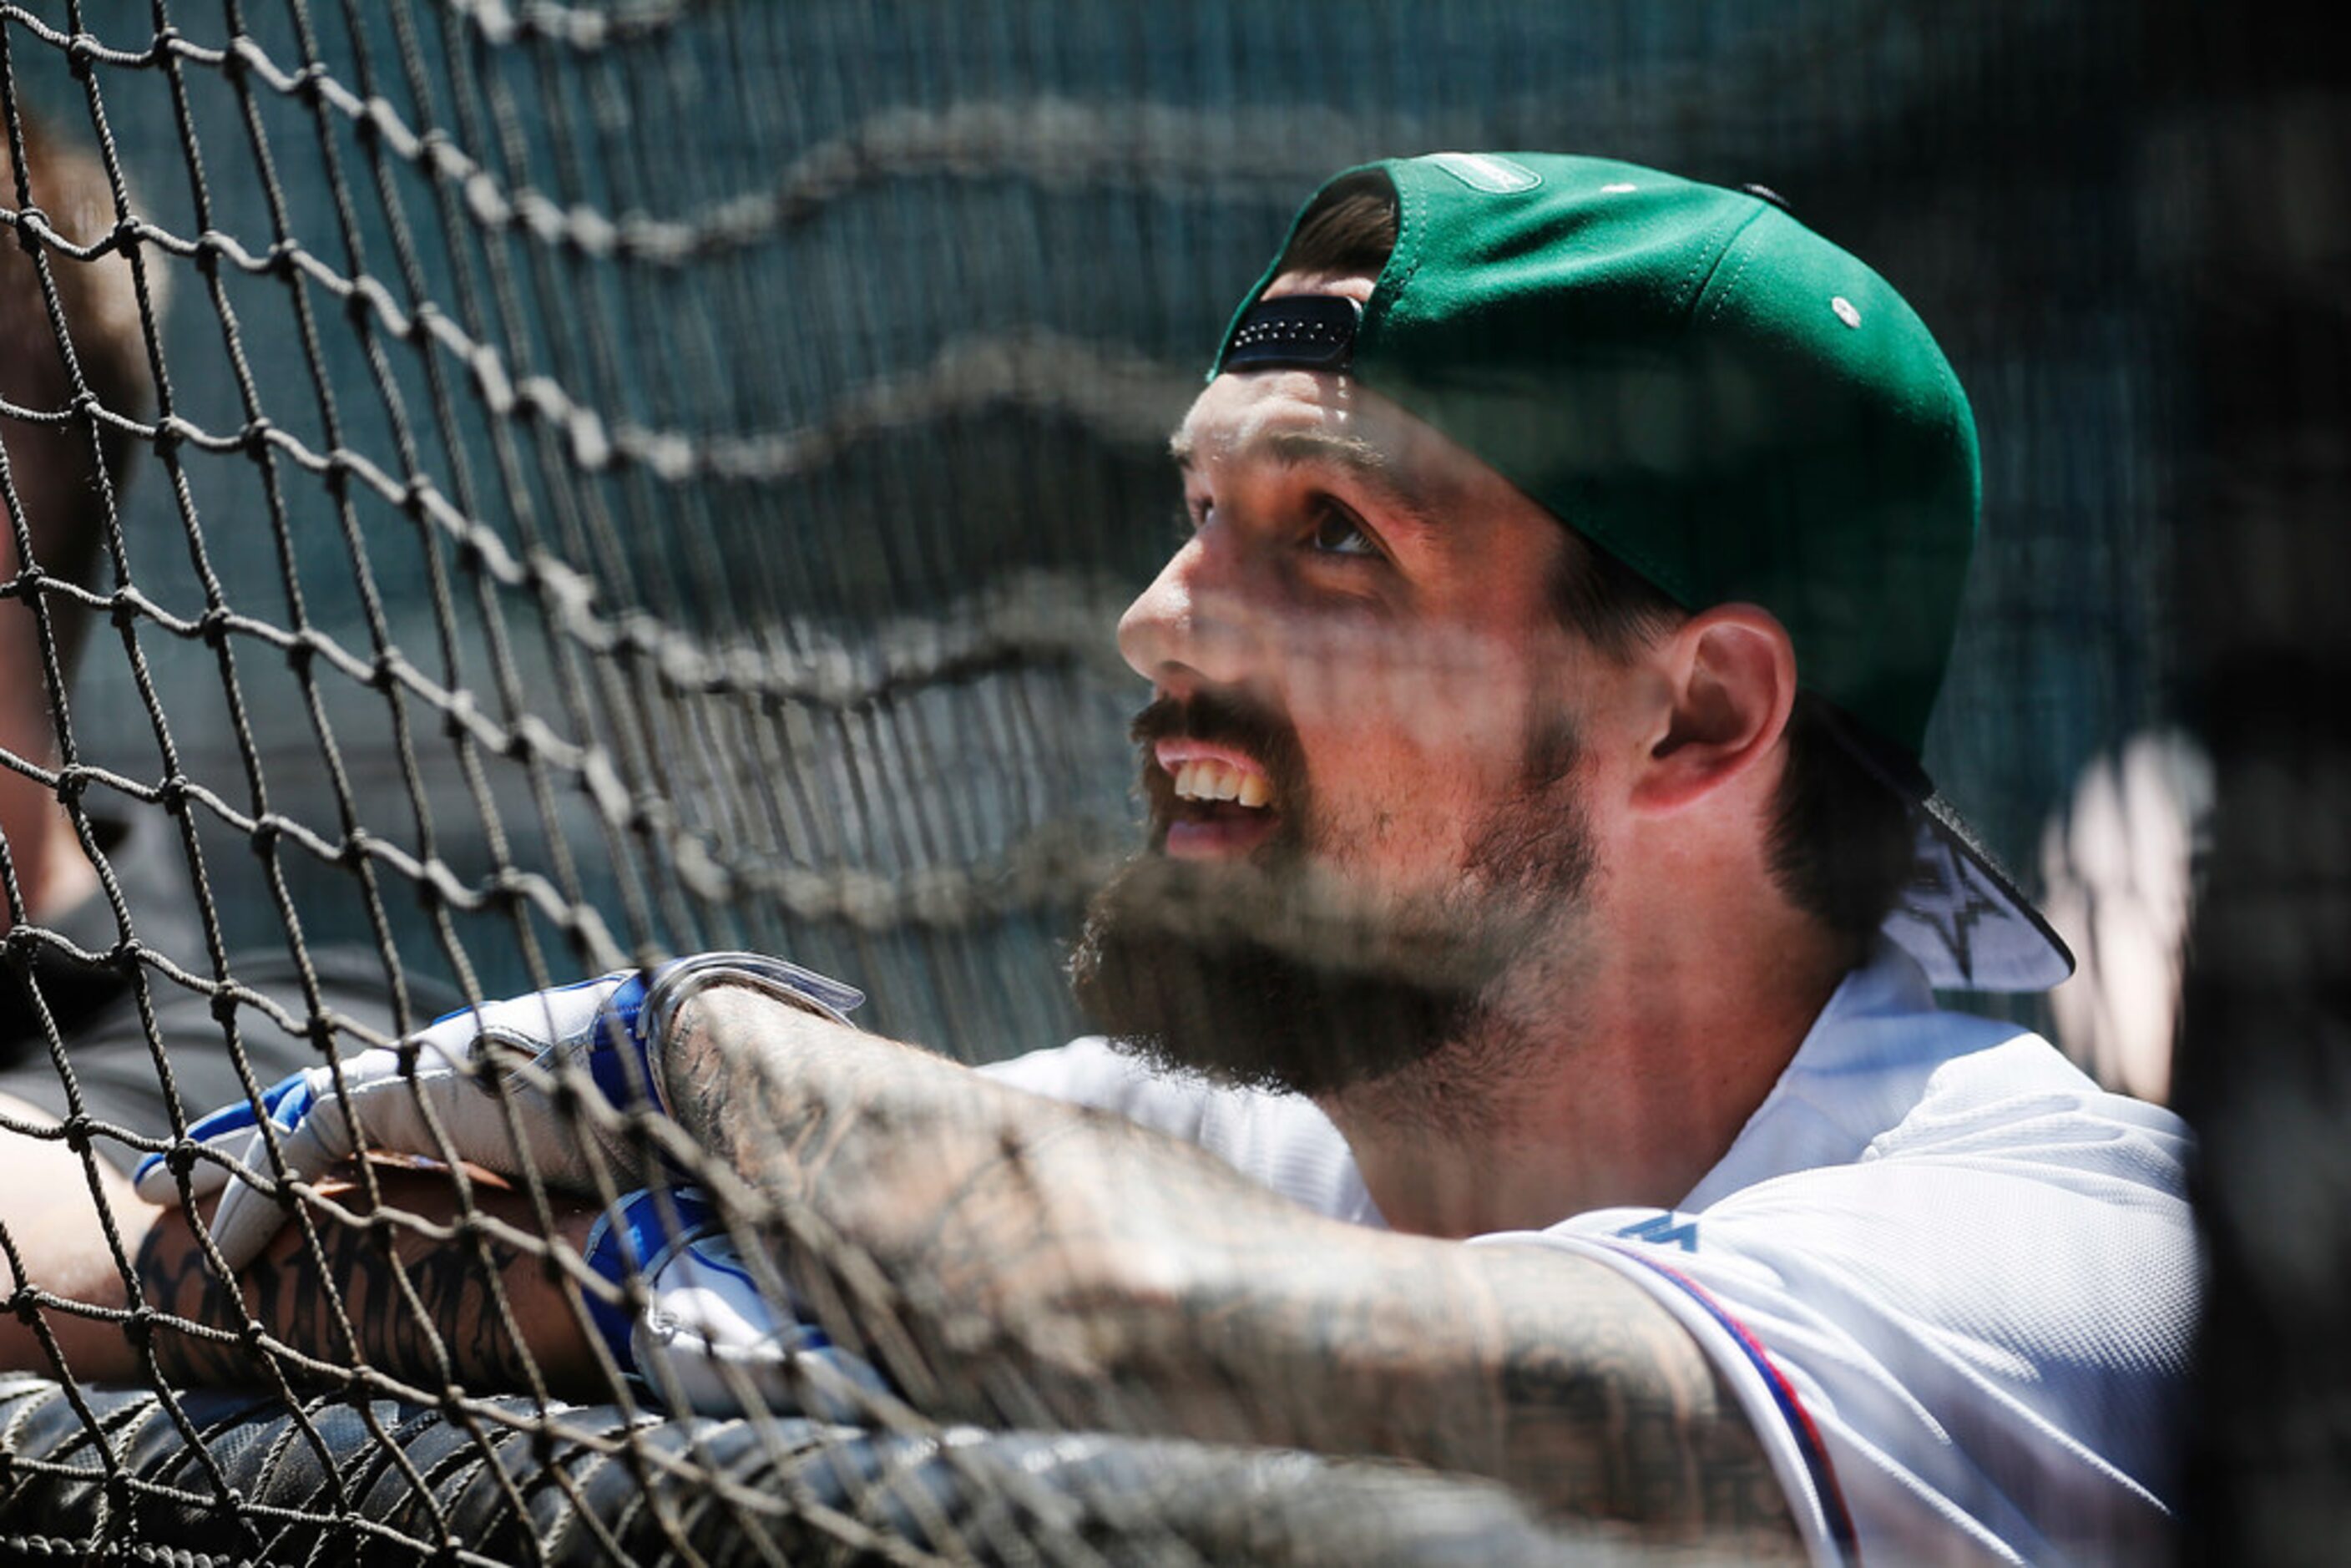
[1631,605,1797,814]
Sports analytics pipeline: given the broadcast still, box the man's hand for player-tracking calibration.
[130,953,861,1270]
[579,1183,893,1417]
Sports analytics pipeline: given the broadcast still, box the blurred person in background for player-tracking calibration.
[0,107,450,1376]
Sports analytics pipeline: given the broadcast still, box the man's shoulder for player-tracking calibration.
[1870,1024,2192,1168]
[1538,979,2196,1560]
[1705,941,2191,1206]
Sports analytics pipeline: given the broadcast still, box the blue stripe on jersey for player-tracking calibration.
[1610,1247,1860,1564]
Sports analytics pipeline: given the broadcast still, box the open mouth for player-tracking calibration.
[1155,741,1280,857]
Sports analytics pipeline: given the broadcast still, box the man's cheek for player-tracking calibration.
[1286,776,1465,892]
[1284,626,1537,761]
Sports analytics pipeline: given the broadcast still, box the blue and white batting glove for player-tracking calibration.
[583,1185,893,1417]
[132,951,862,1272]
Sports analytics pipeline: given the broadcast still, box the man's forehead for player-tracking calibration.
[1169,367,1512,529]
[1170,372,1360,468]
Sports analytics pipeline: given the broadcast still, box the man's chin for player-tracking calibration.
[1065,851,1508,1100]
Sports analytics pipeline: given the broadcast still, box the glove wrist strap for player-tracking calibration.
[638,953,862,1115]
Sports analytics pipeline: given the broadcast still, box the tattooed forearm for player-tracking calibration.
[660,984,1799,1550]
[134,1167,602,1398]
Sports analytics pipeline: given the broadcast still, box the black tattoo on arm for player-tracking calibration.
[660,984,1801,1552]
[134,1169,600,1398]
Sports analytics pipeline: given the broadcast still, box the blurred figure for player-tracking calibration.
[0,99,187,1373]
[0,109,452,1377]
[2042,731,2212,1104]
[0,104,161,958]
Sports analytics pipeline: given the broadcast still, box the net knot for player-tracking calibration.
[238,417,274,458]
[196,604,232,648]
[9,207,47,255]
[157,775,191,815]
[210,989,241,1025]
[437,687,477,742]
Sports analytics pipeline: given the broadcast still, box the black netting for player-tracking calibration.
[5,4,2189,1039]
[0,0,2330,1560]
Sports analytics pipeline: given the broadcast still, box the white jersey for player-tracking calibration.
[982,940,2197,1565]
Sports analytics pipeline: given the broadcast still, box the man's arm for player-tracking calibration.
[664,984,1801,1553]
[129,1167,605,1399]
[1,1095,604,1400]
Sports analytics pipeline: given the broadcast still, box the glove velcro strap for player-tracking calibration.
[636,953,864,1117]
[579,1186,717,1374]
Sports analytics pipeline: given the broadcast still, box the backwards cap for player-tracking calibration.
[1214,151,2072,991]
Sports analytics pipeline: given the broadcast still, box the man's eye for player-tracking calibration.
[1309,501,1378,557]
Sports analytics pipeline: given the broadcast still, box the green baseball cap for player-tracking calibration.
[1213,151,2072,991]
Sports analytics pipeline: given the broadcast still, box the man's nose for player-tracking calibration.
[1116,533,1268,696]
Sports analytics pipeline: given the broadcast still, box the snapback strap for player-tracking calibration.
[1221,294,1361,372]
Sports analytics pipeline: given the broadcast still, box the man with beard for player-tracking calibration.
[116,154,2194,1562]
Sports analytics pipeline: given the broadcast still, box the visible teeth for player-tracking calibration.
[1171,758,1272,809]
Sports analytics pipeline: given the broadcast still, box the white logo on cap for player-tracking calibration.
[1832,296,1863,328]
[1426,153,1541,195]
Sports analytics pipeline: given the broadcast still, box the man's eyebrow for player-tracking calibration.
[1165,426,1440,531]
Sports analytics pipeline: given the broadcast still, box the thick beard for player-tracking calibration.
[1069,701,1595,1102]
[1068,852,1519,1097]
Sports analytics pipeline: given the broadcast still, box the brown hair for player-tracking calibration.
[1272,169,1915,943]
[3,105,159,673]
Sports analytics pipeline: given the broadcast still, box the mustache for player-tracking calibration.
[1129,688,1296,756]
[1129,689,1312,842]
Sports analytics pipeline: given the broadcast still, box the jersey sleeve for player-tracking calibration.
[1479,1061,2197,1565]
[980,1039,1379,1223]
